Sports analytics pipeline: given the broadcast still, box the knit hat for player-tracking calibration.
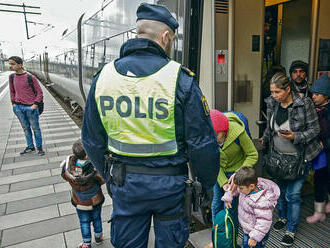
[310,74,330,97]
[289,60,308,77]
[210,109,229,134]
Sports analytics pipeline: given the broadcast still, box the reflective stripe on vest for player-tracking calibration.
[95,60,181,157]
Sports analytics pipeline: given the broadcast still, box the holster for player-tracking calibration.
[184,179,193,219]
[184,179,213,227]
[104,154,126,187]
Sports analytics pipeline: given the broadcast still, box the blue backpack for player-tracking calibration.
[224,111,251,146]
[212,208,236,248]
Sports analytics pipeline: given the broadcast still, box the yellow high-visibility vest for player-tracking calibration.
[95,60,181,157]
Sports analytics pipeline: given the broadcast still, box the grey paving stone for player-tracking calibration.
[51,168,62,176]
[1,158,48,170]
[1,157,14,165]
[8,130,80,142]
[6,191,71,214]
[49,155,67,163]
[13,162,59,175]
[5,233,66,248]
[0,204,6,216]
[0,170,51,186]
[0,205,59,229]
[1,206,112,247]
[0,184,9,194]
[13,151,59,162]
[55,140,81,148]
[188,228,212,248]
[9,175,63,192]
[0,170,12,178]
[0,185,54,204]
[57,150,73,157]
[54,182,71,193]
[5,139,77,152]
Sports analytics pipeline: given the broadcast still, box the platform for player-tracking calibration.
[0,78,115,248]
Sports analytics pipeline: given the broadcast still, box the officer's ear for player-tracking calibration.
[160,30,171,46]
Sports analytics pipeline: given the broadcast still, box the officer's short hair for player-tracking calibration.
[136,19,174,41]
[72,139,86,160]
[8,56,23,65]
[233,166,258,186]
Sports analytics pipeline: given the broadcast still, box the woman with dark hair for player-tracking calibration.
[261,72,321,246]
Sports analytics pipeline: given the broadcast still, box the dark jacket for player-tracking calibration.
[82,38,219,190]
[262,93,322,162]
[61,156,105,209]
[315,103,330,152]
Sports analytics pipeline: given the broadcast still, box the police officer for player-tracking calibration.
[82,3,219,248]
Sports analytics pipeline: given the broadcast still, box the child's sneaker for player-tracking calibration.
[273,218,287,231]
[280,232,295,246]
[95,235,104,245]
[78,242,91,248]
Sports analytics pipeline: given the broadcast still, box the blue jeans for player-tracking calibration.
[211,173,239,239]
[13,105,42,148]
[275,163,310,233]
[76,205,103,243]
[242,233,269,248]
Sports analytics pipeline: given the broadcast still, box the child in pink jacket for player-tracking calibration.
[222,167,280,248]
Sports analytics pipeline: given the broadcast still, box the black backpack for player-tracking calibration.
[10,73,44,115]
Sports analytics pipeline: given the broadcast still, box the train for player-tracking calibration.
[25,0,330,138]
[26,0,193,110]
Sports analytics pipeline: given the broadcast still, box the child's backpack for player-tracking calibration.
[224,111,251,146]
[212,208,236,248]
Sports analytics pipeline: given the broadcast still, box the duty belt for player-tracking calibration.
[125,163,188,176]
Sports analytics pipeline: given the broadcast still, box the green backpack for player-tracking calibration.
[212,208,236,248]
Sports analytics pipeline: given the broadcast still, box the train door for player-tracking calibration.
[198,0,264,138]
[264,0,312,73]
[260,0,313,135]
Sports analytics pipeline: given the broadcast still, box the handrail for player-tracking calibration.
[78,13,87,104]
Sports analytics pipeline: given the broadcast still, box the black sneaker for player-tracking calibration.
[273,219,287,231]
[20,147,35,155]
[37,147,45,156]
[281,233,295,246]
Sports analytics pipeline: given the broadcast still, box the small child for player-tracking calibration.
[61,139,105,248]
[307,73,330,223]
[222,167,280,248]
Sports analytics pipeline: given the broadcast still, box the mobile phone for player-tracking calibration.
[278,130,290,135]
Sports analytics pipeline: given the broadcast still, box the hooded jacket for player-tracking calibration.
[61,155,105,210]
[217,112,258,187]
[222,178,280,242]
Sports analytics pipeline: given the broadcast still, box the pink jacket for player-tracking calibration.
[221,178,280,242]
